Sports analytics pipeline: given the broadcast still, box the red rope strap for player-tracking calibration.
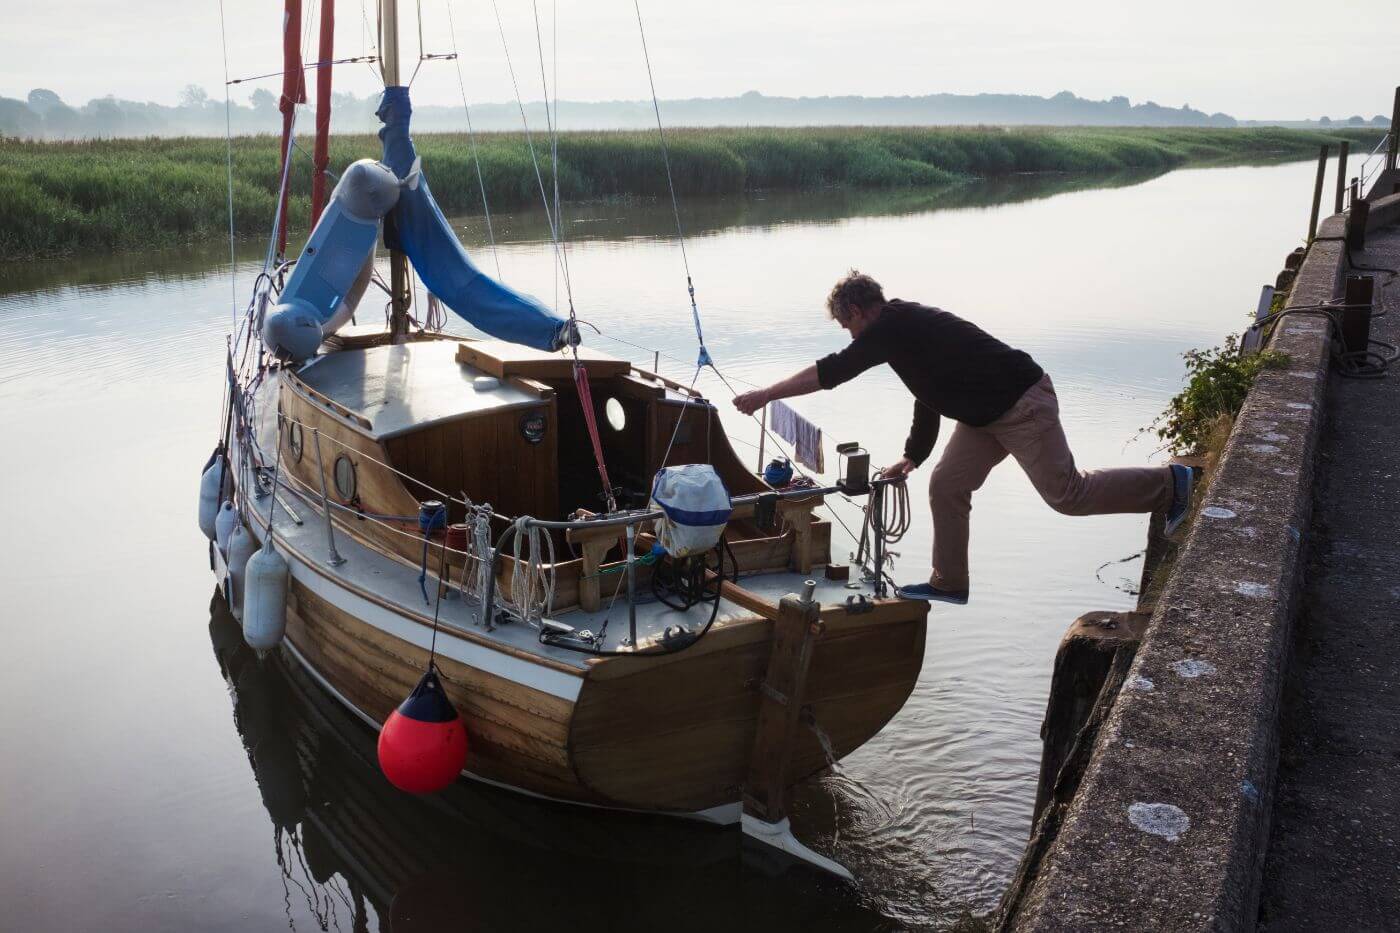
[573,364,617,512]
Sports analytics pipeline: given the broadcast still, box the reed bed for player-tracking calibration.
[0,125,1381,259]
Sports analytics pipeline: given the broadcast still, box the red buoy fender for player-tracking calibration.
[377,665,468,794]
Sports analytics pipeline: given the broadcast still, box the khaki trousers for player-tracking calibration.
[929,374,1172,591]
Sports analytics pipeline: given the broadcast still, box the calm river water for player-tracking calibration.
[0,160,1320,931]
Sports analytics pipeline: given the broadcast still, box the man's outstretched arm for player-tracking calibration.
[732,364,821,415]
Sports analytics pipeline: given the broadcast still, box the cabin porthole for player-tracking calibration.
[332,454,357,501]
[287,421,304,462]
[520,411,547,445]
[605,397,626,432]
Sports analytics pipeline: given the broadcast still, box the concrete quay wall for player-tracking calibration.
[1005,190,1400,931]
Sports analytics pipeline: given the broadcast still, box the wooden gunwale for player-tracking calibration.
[283,369,374,431]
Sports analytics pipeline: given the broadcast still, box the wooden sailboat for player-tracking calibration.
[206,0,927,878]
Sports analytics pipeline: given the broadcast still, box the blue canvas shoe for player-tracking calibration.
[1164,463,1196,536]
[894,582,969,605]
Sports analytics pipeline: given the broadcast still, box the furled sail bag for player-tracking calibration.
[377,86,572,352]
[650,464,732,557]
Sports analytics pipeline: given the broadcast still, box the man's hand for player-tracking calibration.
[880,457,917,481]
[733,389,770,416]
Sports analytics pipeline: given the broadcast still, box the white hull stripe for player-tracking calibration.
[287,552,584,702]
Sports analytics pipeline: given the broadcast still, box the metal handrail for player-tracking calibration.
[310,428,346,567]
[517,484,845,531]
[276,411,474,513]
[1358,131,1393,194]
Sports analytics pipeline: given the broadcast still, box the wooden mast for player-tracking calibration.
[381,0,410,342]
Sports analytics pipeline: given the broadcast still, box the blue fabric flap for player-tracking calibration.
[377,86,570,352]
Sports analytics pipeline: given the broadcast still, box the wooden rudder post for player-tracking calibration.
[743,584,824,823]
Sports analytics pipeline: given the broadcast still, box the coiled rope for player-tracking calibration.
[507,517,557,625]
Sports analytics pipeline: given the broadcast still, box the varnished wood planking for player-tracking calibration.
[283,581,597,801]
[280,377,428,567]
[382,398,556,521]
[289,584,575,737]
[287,623,591,804]
[455,340,631,380]
[652,401,766,496]
[569,604,927,811]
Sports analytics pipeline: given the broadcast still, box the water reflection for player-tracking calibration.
[0,160,1327,932]
[0,171,1170,299]
[207,594,900,932]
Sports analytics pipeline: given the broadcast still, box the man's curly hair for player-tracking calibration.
[826,269,886,322]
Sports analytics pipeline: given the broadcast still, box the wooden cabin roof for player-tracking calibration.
[296,340,544,440]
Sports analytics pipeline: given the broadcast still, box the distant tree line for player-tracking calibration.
[1,85,1392,139]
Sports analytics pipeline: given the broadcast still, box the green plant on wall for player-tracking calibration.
[1153,334,1288,455]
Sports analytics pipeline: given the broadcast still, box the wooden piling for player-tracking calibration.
[1334,141,1349,214]
[1307,144,1329,243]
[1389,86,1400,172]
[997,610,1148,930]
[1340,275,1375,356]
[1347,198,1371,252]
[1031,611,1150,822]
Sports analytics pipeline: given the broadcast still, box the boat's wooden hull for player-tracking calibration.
[284,579,593,803]
[280,566,927,815]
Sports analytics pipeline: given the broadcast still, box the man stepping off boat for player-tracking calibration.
[733,270,1194,605]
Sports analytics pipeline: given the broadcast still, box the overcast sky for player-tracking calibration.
[3,0,1395,120]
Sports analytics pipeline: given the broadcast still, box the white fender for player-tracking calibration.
[198,459,226,540]
[214,501,238,555]
[243,540,290,651]
[226,524,258,619]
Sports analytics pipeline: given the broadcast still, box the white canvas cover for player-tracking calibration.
[650,464,733,557]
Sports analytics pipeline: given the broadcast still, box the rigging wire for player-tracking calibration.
[489,0,576,312]
[216,0,239,334]
[551,0,561,308]
[443,0,502,277]
[705,361,867,548]
[631,0,709,367]
[225,56,379,86]
[528,0,576,315]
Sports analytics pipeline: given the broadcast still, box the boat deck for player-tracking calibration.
[242,380,886,669]
[556,572,886,653]
[294,341,541,441]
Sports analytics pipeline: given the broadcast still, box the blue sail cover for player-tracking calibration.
[377,86,570,351]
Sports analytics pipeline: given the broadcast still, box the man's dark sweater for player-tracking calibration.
[815,300,1043,466]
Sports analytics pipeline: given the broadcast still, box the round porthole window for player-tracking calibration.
[287,420,304,462]
[605,397,626,432]
[332,454,357,501]
[520,411,547,445]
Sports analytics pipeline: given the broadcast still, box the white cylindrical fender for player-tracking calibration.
[199,459,226,540]
[214,501,238,555]
[243,541,290,651]
[226,524,258,619]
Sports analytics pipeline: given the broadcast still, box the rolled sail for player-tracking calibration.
[377,86,572,352]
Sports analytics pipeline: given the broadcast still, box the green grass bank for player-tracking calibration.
[0,125,1381,260]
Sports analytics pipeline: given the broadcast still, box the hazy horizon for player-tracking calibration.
[2,0,1395,122]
